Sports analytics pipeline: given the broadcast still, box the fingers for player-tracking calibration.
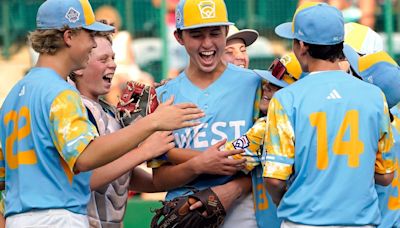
[175,102,200,109]
[212,138,227,149]
[222,149,244,156]
[189,200,203,211]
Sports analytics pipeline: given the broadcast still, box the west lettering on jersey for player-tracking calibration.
[174,120,245,148]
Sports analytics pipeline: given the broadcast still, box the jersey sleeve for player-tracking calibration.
[49,90,99,173]
[0,147,4,182]
[376,93,395,174]
[224,117,266,173]
[263,97,295,180]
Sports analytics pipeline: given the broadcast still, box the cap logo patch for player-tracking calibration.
[198,0,216,19]
[65,7,80,23]
[176,9,182,24]
[280,54,292,66]
[232,135,250,149]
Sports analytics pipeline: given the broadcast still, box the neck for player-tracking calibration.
[307,58,341,72]
[35,52,73,80]
[186,60,227,89]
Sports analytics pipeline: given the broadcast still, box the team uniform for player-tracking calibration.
[376,103,400,228]
[0,68,98,220]
[264,71,395,226]
[80,96,131,228]
[226,117,281,228]
[149,63,260,226]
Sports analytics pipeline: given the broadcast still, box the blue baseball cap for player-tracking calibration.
[175,0,234,30]
[343,44,400,108]
[253,70,289,88]
[36,0,114,32]
[275,2,344,45]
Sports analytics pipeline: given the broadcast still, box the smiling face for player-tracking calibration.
[175,26,228,74]
[75,36,116,101]
[259,81,281,115]
[223,38,249,68]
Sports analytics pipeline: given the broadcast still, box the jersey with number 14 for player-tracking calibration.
[264,71,395,225]
[0,68,98,217]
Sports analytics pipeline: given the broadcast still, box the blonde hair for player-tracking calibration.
[29,27,79,55]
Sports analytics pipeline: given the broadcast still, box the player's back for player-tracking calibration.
[0,68,94,216]
[274,70,392,225]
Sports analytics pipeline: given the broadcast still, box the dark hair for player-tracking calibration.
[294,39,345,62]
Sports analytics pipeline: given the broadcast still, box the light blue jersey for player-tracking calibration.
[376,104,400,228]
[0,68,98,217]
[264,71,395,225]
[150,64,260,200]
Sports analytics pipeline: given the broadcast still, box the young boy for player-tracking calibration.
[264,2,394,227]
[149,0,263,227]
[69,28,175,227]
[0,0,203,227]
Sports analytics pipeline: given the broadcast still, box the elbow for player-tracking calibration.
[375,172,394,186]
[74,156,95,173]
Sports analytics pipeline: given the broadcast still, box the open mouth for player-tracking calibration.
[199,51,216,63]
[102,74,113,83]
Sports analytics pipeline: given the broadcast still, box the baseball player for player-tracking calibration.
[377,103,400,228]
[343,46,400,227]
[0,0,203,227]
[264,2,395,227]
[148,0,268,227]
[68,28,175,227]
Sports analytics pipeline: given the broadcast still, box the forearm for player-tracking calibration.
[129,167,161,193]
[264,177,287,206]
[0,182,4,191]
[90,148,148,190]
[212,175,252,211]
[167,148,201,164]
[76,116,157,172]
[153,162,199,190]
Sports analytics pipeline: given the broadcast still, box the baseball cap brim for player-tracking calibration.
[180,22,234,30]
[227,29,259,47]
[275,22,294,39]
[83,21,114,32]
[253,69,289,88]
[343,44,361,75]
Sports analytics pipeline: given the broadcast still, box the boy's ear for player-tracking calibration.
[299,41,309,57]
[74,69,84,77]
[174,30,184,45]
[63,29,75,47]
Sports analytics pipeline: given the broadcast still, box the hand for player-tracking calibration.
[139,131,175,160]
[153,78,172,88]
[192,139,246,176]
[151,96,204,131]
[190,176,252,212]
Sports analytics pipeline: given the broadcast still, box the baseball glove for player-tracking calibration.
[116,81,159,127]
[150,188,226,228]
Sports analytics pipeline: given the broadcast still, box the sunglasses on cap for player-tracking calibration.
[268,58,298,83]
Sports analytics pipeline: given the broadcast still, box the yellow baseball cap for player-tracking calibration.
[279,52,302,84]
[175,0,233,30]
[344,22,383,55]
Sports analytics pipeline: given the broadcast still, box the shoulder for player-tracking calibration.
[156,73,186,99]
[226,64,261,80]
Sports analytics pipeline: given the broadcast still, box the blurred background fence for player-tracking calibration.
[0,0,399,82]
